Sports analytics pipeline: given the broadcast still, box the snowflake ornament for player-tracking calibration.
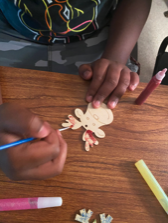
[75,209,93,223]
[75,209,113,223]
[100,213,113,223]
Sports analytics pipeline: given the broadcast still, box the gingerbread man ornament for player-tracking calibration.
[62,103,113,151]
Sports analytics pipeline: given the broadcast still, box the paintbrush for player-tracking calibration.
[0,127,69,151]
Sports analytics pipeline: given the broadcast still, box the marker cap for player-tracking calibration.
[37,197,63,209]
[155,68,167,81]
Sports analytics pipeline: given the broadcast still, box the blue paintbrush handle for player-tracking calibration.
[0,137,35,151]
[0,127,69,151]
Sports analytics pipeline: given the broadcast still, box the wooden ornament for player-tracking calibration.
[62,103,113,151]
[75,209,93,223]
[100,213,113,223]
[74,209,113,223]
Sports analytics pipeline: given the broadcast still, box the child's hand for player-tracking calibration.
[0,103,67,180]
[79,58,139,109]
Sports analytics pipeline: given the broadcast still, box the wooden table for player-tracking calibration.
[0,66,168,223]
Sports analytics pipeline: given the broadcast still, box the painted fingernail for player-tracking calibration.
[87,95,93,102]
[108,101,117,109]
[38,125,49,138]
[83,70,91,79]
[93,101,100,108]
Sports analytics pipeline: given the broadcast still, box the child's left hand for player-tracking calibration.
[79,58,139,109]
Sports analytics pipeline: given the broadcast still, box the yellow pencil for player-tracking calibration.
[135,159,168,214]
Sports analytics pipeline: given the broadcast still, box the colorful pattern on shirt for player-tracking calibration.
[0,0,117,44]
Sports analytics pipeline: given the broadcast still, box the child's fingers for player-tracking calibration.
[86,59,109,104]
[78,64,93,80]
[0,103,50,139]
[20,160,61,180]
[19,128,67,169]
[0,122,51,147]
[53,130,68,173]
[22,130,61,169]
[0,103,68,180]
[0,132,21,146]
[31,129,67,169]
[107,69,130,109]
[128,72,139,91]
[91,64,120,108]
[4,128,65,170]
[18,132,67,180]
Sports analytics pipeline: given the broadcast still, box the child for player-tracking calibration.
[0,0,151,180]
[0,0,152,108]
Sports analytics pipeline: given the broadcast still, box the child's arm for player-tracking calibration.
[79,0,151,109]
[0,103,67,180]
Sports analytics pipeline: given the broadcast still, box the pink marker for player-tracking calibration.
[0,197,62,211]
[135,68,167,105]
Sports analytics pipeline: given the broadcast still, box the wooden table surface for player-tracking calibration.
[0,66,168,223]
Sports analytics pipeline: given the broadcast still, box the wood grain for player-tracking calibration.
[0,86,2,105]
[0,66,168,223]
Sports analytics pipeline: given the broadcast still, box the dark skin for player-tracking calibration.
[79,0,152,109]
[0,0,151,180]
[0,103,67,180]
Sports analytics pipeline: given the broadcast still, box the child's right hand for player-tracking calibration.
[0,103,67,180]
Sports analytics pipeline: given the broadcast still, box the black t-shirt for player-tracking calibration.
[0,0,117,44]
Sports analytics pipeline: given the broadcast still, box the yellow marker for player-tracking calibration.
[135,159,168,214]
